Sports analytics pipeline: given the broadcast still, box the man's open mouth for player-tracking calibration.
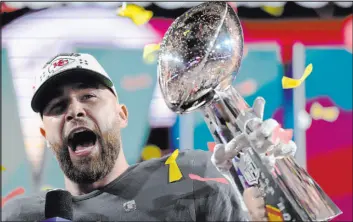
[68,128,97,153]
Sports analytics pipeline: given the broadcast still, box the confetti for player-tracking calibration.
[143,43,160,64]
[117,3,153,26]
[165,149,183,183]
[266,205,284,221]
[141,145,162,161]
[207,142,216,152]
[41,185,53,191]
[183,30,190,36]
[261,5,284,17]
[189,173,229,184]
[282,63,313,89]
[1,187,25,207]
[1,165,5,171]
[310,102,339,122]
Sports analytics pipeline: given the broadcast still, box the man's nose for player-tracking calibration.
[66,99,86,122]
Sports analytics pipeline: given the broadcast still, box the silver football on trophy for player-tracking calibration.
[157,2,244,113]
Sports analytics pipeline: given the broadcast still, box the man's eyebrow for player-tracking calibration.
[45,88,63,104]
[72,82,100,90]
[51,88,63,98]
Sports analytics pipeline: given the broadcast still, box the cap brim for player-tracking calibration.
[31,68,113,113]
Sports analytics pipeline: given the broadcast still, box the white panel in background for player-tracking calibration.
[149,85,176,128]
[13,78,35,97]
[292,43,307,170]
[17,97,37,118]
[179,113,194,151]
[20,117,43,138]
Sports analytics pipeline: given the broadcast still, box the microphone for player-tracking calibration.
[43,189,73,222]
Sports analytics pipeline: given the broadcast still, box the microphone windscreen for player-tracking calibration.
[44,189,73,220]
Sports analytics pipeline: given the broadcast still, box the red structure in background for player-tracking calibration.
[149,16,352,221]
[150,16,352,63]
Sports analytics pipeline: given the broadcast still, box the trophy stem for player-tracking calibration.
[201,86,255,220]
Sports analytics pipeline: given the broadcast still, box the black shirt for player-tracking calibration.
[2,150,248,221]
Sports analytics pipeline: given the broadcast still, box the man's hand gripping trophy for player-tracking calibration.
[211,97,297,221]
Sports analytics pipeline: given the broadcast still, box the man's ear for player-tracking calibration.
[119,104,128,128]
[40,127,46,138]
[40,127,52,148]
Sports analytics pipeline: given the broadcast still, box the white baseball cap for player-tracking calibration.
[31,53,117,113]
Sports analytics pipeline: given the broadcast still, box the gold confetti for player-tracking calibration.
[143,43,160,64]
[266,205,283,221]
[183,30,190,36]
[141,145,162,161]
[310,102,339,122]
[117,3,153,26]
[1,165,6,171]
[165,149,183,183]
[41,185,53,191]
[282,63,313,89]
[261,5,284,17]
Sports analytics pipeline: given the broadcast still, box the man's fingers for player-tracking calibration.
[244,186,262,198]
[272,140,297,158]
[211,144,226,164]
[254,196,265,208]
[243,187,268,221]
[248,119,280,154]
[225,135,249,155]
[252,208,267,221]
[252,97,265,120]
[259,119,280,139]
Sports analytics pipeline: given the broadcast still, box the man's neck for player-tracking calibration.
[65,153,129,196]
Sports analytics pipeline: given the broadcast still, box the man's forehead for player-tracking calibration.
[51,81,100,97]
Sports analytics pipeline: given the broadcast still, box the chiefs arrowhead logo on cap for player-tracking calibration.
[48,58,75,74]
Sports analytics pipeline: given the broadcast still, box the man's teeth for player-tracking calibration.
[70,129,87,139]
[75,146,91,151]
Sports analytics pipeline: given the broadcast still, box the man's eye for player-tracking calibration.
[82,94,95,100]
[50,102,64,113]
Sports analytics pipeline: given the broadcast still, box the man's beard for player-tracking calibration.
[53,130,121,184]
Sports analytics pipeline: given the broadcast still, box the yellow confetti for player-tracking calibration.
[165,149,183,183]
[310,102,339,122]
[117,4,153,26]
[41,185,53,191]
[183,30,190,36]
[282,63,313,89]
[1,165,6,171]
[143,43,160,64]
[261,5,284,17]
[141,145,162,161]
[266,205,284,221]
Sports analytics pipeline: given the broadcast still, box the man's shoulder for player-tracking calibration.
[2,191,46,221]
[141,149,224,181]
[141,149,213,170]
[177,149,219,175]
